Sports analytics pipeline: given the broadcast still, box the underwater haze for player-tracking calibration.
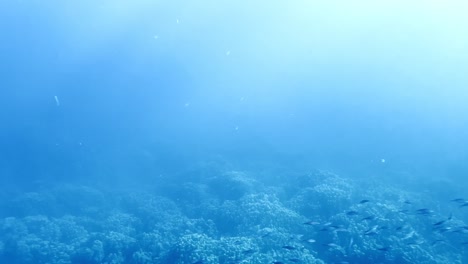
[1,0,468,263]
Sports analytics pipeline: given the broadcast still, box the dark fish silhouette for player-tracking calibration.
[436,227,452,233]
[361,215,376,221]
[323,243,340,248]
[359,199,370,204]
[407,240,424,246]
[282,245,296,250]
[303,220,320,226]
[242,249,256,255]
[451,227,468,234]
[377,246,390,251]
[433,220,447,226]
[395,225,405,231]
[346,210,359,216]
[431,239,444,246]
[416,208,434,215]
[451,198,465,203]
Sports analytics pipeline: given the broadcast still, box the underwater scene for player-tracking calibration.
[1,0,468,263]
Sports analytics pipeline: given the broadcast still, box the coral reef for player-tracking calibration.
[0,169,466,263]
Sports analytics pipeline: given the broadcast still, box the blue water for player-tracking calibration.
[1,1,468,263]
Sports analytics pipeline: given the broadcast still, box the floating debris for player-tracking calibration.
[402,231,415,240]
[54,95,60,106]
[364,225,379,236]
